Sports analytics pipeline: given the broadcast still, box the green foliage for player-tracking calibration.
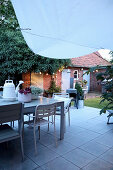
[0,0,71,85]
[47,80,61,94]
[0,0,19,30]
[79,79,87,87]
[88,64,113,114]
[31,86,43,95]
[75,82,84,100]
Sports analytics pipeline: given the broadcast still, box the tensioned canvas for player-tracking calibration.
[11,0,113,59]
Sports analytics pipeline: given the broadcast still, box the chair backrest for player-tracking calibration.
[0,103,23,124]
[53,93,69,98]
[35,103,56,122]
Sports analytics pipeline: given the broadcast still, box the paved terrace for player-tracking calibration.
[0,106,113,170]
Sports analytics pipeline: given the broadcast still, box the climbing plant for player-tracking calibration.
[0,0,70,85]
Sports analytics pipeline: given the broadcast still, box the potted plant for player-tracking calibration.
[31,86,43,99]
[46,80,61,97]
[75,82,84,108]
[18,87,31,102]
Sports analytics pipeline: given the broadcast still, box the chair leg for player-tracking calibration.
[54,115,57,147]
[20,136,24,161]
[10,122,12,127]
[38,126,40,140]
[51,115,53,124]
[33,126,37,155]
[107,116,110,124]
[13,121,14,127]
[48,116,49,131]
[68,110,70,126]
[64,114,66,133]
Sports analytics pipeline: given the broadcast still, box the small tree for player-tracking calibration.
[75,82,84,100]
[47,80,61,94]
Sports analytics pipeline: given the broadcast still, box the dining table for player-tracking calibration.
[0,96,65,140]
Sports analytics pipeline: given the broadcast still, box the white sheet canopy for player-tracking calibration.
[11,0,113,59]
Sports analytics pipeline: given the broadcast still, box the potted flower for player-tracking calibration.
[75,82,84,108]
[18,87,31,102]
[31,86,43,99]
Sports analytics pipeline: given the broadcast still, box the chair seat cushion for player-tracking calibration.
[0,124,19,143]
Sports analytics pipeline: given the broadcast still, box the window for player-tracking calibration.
[74,70,78,79]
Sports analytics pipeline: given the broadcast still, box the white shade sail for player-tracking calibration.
[11,0,113,59]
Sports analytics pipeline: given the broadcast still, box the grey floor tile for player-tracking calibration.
[100,148,113,165]
[38,133,56,146]
[94,133,113,147]
[66,125,86,134]
[63,148,96,168]
[35,167,43,170]
[0,143,38,170]
[26,143,59,166]
[85,123,113,134]
[64,135,89,147]
[47,140,76,156]
[64,130,100,147]
[41,157,80,170]
[80,140,110,157]
[83,158,113,170]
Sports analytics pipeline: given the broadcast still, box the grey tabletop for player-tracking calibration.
[0,96,62,107]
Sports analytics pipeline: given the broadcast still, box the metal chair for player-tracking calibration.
[107,110,113,124]
[24,103,57,155]
[53,93,71,126]
[0,103,24,160]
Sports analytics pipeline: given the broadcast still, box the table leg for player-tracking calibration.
[60,101,64,140]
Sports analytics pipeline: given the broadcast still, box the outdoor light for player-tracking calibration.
[39,72,41,74]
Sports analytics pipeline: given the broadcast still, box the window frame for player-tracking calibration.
[74,70,79,80]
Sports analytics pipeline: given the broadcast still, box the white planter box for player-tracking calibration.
[18,93,31,103]
[78,100,84,108]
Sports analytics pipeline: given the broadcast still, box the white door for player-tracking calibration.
[31,73,43,89]
[83,70,90,91]
[62,69,70,92]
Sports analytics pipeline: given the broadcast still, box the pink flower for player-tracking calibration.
[19,88,31,95]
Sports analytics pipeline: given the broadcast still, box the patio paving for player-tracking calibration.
[0,106,113,170]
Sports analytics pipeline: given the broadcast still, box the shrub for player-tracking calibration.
[75,82,84,100]
[31,86,43,95]
[47,80,61,94]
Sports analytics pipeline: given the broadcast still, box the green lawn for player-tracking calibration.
[84,97,109,109]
